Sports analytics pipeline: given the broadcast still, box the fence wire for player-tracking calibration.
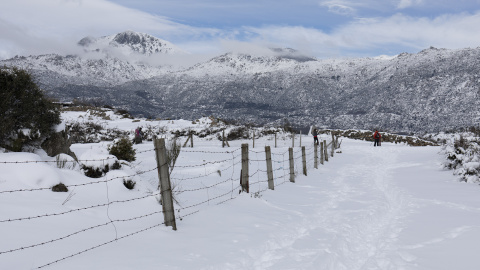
[0,135,339,269]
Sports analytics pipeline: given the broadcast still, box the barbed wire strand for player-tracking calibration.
[0,209,164,255]
[104,158,118,240]
[0,192,160,223]
[35,221,167,269]
[0,167,158,194]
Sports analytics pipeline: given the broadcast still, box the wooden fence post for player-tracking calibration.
[300,131,302,147]
[241,143,249,193]
[222,130,225,148]
[253,131,255,148]
[292,133,295,148]
[324,140,329,162]
[190,133,193,148]
[275,133,277,148]
[182,135,190,147]
[314,143,318,169]
[154,138,177,230]
[302,146,307,176]
[289,147,295,183]
[265,146,274,190]
[331,140,334,158]
[320,141,324,165]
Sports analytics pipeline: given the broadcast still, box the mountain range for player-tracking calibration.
[2,31,480,133]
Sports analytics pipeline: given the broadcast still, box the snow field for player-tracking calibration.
[1,135,480,270]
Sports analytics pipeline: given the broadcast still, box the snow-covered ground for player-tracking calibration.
[1,120,480,269]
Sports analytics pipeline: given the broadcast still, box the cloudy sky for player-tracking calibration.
[1,0,480,60]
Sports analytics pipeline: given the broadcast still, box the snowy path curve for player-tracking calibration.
[240,143,412,270]
[208,140,480,270]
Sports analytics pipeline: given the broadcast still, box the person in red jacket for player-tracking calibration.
[373,130,381,147]
[312,128,319,145]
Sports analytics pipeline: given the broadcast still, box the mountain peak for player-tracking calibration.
[78,31,184,56]
[112,31,155,46]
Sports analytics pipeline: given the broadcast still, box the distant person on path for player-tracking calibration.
[312,128,319,145]
[373,130,381,147]
[134,127,144,144]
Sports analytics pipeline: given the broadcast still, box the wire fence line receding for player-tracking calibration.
[0,133,341,269]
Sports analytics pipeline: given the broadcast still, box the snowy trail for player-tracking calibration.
[237,142,412,270]
[191,140,480,270]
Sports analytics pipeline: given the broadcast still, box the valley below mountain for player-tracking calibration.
[2,31,480,133]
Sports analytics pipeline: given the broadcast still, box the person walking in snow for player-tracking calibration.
[373,130,381,147]
[134,127,144,144]
[312,128,319,145]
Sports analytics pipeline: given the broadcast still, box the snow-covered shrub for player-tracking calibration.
[51,183,68,192]
[82,164,110,178]
[443,134,480,183]
[226,126,250,140]
[55,153,77,170]
[123,179,136,190]
[108,137,136,162]
[67,122,104,143]
[79,148,119,178]
[66,121,129,143]
[166,138,181,174]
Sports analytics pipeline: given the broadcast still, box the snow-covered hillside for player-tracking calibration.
[1,31,480,133]
[1,111,479,270]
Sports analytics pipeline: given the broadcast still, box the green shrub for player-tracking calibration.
[109,137,136,162]
[52,183,68,192]
[82,164,109,178]
[123,179,136,190]
[0,67,61,150]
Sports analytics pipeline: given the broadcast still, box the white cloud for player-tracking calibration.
[0,0,220,59]
[244,11,480,57]
[335,12,480,50]
[319,0,357,16]
[397,0,424,9]
[1,0,479,60]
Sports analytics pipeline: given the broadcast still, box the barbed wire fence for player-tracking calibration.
[0,133,340,269]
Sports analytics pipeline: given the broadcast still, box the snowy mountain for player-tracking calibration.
[1,31,181,87]
[1,31,480,133]
[78,30,184,56]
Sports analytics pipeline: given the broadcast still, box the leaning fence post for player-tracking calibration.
[314,143,318,169]
[241,143,249,193]
[302,146,307,176]
[154,138,177,231]
[289,147,295,182]
[324,140,329,162]
[182,135,190,147]
[265,146,274,190]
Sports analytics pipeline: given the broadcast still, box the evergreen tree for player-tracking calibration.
[0,67,61,151]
